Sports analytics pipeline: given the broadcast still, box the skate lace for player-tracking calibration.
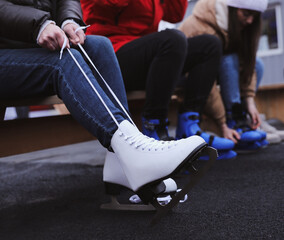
[60,26,135,128]
[120,132,177,151]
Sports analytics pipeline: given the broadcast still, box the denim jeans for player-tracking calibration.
[0,35,129,148]
[218,54,264,111]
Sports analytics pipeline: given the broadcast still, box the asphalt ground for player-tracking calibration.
[0,120,283,240]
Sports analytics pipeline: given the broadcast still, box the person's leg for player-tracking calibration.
[219,55,264,107]
[176,35,235,156]
[0,37,214,204]
[180,34,222,113]
[116,29,187,119]
[0,37,127,148]
[82,36,128,109]
[218,54,241,111]
[116,29,187,140]
[218,55,265,149]
[255,57,264,89]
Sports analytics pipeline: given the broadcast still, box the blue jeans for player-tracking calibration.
[218,54,264,111]
[0,35,129,148]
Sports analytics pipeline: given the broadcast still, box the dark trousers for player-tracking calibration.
[180,34,222,113]
[116,30,222,119]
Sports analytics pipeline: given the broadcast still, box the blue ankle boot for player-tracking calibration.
[176,112,235,151]
[227,117,263,143]
[255,129,268,147]
[227,103,268,151]
[226,104,263,143]
[142,117,174,140]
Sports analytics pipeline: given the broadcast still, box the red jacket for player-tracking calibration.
[81,0,187,52]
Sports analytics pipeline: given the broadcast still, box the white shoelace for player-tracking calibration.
[122,131,177,151]
[60,27,180,152]
[59,26,135,129]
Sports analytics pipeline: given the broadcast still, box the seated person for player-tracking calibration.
[81,0,236,159]
[179,0,268,151]
[0,0,209,207]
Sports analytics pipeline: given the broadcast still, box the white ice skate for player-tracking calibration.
[102,151,178,211]
[109,120,217,225]
[61,36,218,224]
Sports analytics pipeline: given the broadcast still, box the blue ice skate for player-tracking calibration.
[142,117,174,140]
[176,112,235,151]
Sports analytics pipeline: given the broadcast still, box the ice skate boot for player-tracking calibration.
[62,44,217,224]
[226,104,263,142]
[101,151,178,211]
[227,104,265,152]
[111,120,217,224]
[142,117,174,140]
[176,112,235,160]
[254,130,268,147]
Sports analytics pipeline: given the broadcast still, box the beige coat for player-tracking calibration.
[179,0,257,126]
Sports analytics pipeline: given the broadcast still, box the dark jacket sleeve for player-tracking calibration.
[56,0,85,27]
[0,0,50,43]
[0,0,84,45]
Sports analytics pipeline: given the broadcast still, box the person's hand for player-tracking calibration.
[63,23,86,46]
[245,97,261,129]
[38,23,69,51]
[221,123,240,143]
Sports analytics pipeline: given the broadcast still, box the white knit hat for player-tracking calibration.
[227,0,268,12]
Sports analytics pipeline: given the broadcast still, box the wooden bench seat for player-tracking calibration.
[0,92,149,157]
[2,85,282,158]
[0,95,92,157]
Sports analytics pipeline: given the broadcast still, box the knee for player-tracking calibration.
[255,57,264,82]
[255,57,264,73]
[202,34,223,57]
[84,35,114,53]
[206,35,222,57]
[221,53,239,69]
[191,34,222,58]
[161,29,187,54]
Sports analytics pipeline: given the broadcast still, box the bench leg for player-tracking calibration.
[0,107,6,121]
